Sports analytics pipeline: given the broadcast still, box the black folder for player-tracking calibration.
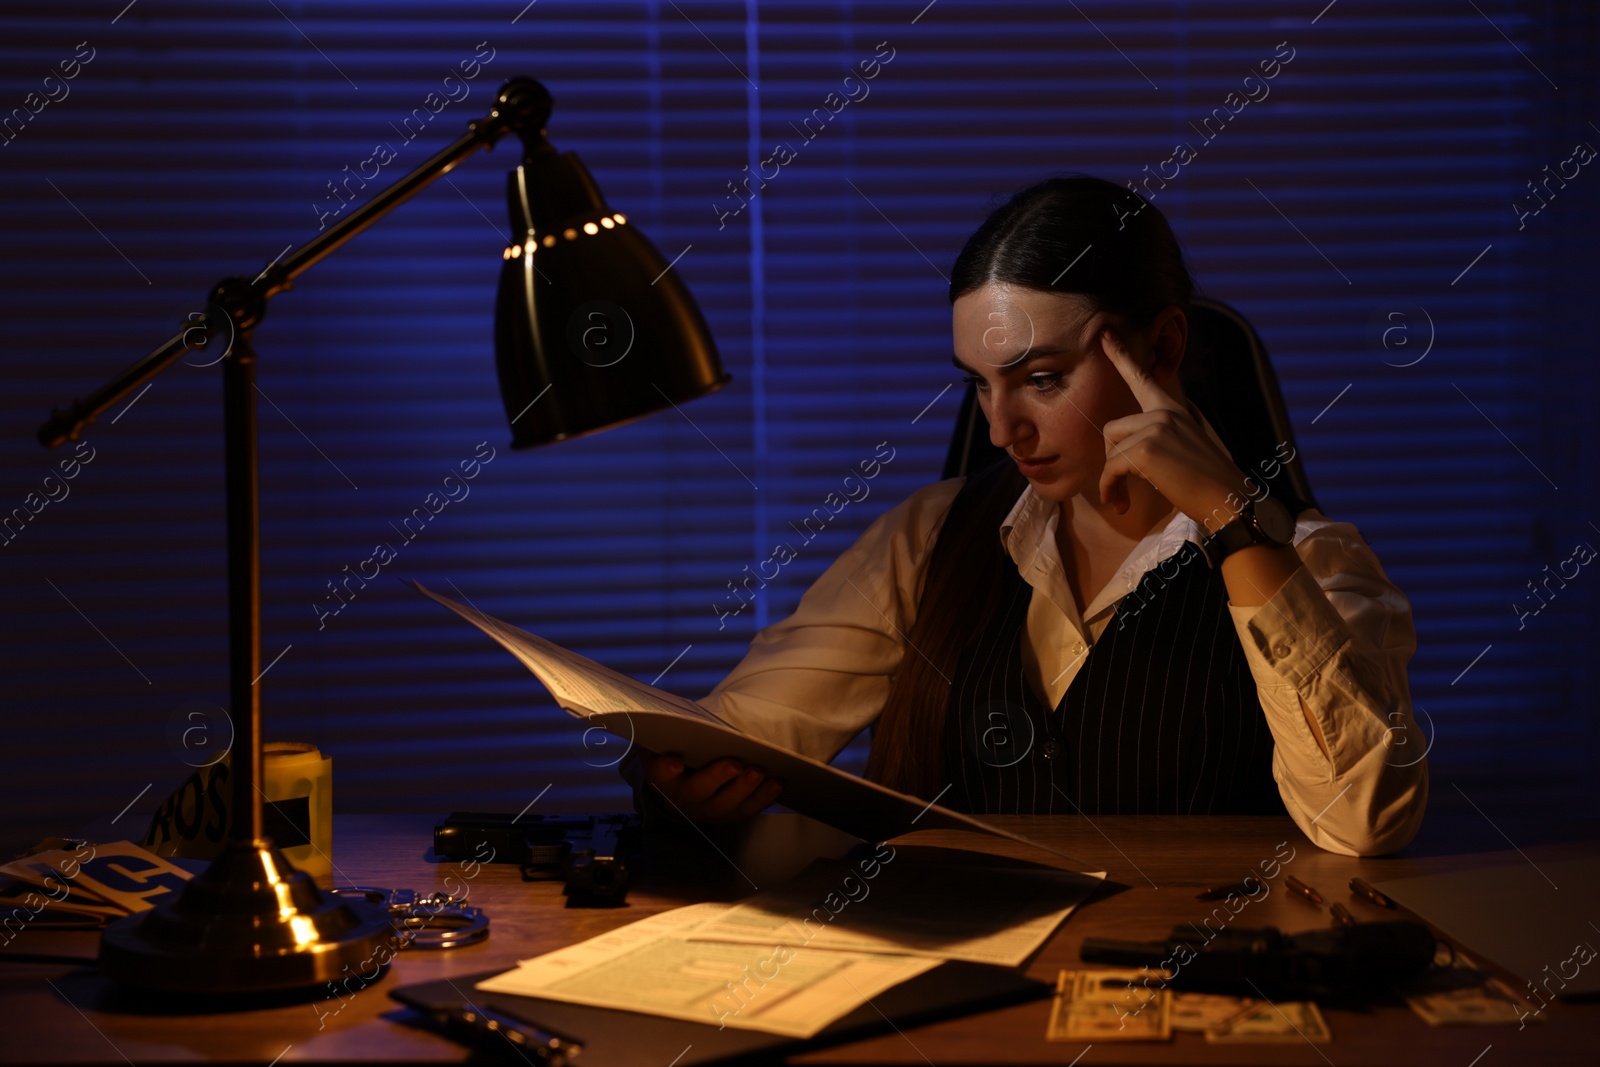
[391,961,1049,1066]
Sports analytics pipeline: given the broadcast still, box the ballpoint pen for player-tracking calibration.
[437,1003,581,1065]
[1283,875,1324,905]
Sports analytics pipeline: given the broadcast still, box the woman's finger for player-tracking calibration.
[700,766,769,820]
[1101,328,1181,414]
[1101,424,1165,502]
[675,758,746,805]
[642,751,683,787]
[1101,474,1129,513]
[729,778,784,821]
[1099,447,1132,513]
[1100,409,1173,446]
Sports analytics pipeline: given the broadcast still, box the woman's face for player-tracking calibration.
[951,282,1155,504]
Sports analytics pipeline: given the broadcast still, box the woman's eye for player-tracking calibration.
[1028,373,1063,391]
[959,373,988,390]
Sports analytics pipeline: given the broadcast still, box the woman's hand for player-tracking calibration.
[1099,326,1306,608]
[641,751,783,824]
[1097,328,1255,533]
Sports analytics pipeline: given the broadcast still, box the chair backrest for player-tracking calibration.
[941,297,1317,515]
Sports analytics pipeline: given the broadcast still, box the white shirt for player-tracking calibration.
[697,475,1429,857]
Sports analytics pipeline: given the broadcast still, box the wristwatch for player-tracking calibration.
[1201,495,1295,568]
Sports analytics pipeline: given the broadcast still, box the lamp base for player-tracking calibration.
[99,839,394,995]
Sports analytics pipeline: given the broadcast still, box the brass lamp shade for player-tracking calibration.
[495,145,728,448]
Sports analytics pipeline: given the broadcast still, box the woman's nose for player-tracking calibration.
[985,391,1032,451]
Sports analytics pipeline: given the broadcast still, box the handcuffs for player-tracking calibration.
[330,886,490,949]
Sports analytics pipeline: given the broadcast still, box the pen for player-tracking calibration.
[1195,881,1257,901]
[1330,902,1357,927]
[1283,875,1323,905]
[439,1003,581,1065]
[1349,877,1395,909]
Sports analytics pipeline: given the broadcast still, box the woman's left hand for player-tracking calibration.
[1097,328,1254,532]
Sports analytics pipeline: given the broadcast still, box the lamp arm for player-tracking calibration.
[36,77,554,448]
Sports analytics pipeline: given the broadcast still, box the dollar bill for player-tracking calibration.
[1170,993,1255,1032]
[1205,1000,1331,1043]
[1405,974,1532,1026]
[1047,969,1172,1042]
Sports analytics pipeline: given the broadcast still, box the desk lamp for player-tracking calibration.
[36,78,727,994]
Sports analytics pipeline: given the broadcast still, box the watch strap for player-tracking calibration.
[1201,502,1263,568]
[1201,495,1296,568]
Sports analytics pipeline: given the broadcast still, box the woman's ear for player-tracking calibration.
[1147,305,1188,385]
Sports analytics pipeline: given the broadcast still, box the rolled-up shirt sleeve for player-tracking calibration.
[1227,513,1428,856]
[696,477,964,763]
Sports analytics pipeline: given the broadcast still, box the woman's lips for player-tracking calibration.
[1013,455,1057,476]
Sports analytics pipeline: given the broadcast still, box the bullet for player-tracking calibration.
[1349,877,1395,909]
[1284,875,1323,905]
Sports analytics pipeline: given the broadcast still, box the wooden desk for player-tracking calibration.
[3,813,1596,1065]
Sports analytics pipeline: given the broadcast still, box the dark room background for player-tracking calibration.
[2,0,1595,849]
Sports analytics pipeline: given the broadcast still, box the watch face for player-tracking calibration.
[1255,496,1296,544]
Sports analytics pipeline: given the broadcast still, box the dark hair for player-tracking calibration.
[865,176,1196,800]
[865,458,1027,798]
[947,174,1194,326]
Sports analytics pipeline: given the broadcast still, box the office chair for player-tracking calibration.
[941,297,1317,515]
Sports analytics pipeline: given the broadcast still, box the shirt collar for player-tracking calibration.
[999,481,1207,621]
[992,399,1228,607]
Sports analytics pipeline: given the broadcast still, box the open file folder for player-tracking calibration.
[391,961,1049,1067]
[412,579,1099,869]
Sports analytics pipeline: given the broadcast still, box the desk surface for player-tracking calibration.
[3,812,1596,1065]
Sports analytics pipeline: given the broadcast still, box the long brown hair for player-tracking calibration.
[864,176,1195,800]
[863,458,1025,796]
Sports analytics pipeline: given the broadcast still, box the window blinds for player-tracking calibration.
[0,0,1592,844]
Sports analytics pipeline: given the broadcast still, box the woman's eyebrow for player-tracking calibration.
[952,346,1075,375]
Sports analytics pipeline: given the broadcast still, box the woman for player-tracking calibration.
[642,176,1426,857]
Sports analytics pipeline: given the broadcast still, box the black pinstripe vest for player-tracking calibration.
[942,529,1285,817]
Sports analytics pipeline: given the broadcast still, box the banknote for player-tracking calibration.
[1170,992,1255,1032]
[1206,1000,1331,1043]
[1405,972,1532,1026]
[1047,969,1172,1042]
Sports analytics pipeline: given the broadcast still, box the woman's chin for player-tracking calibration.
[1020,469,1086,503]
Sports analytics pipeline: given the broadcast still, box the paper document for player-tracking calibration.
[476,902,940,1039]
[412,580,1098,867]
[411,582,728,725]
[0,841,190,922]
[687,856,1100,967]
